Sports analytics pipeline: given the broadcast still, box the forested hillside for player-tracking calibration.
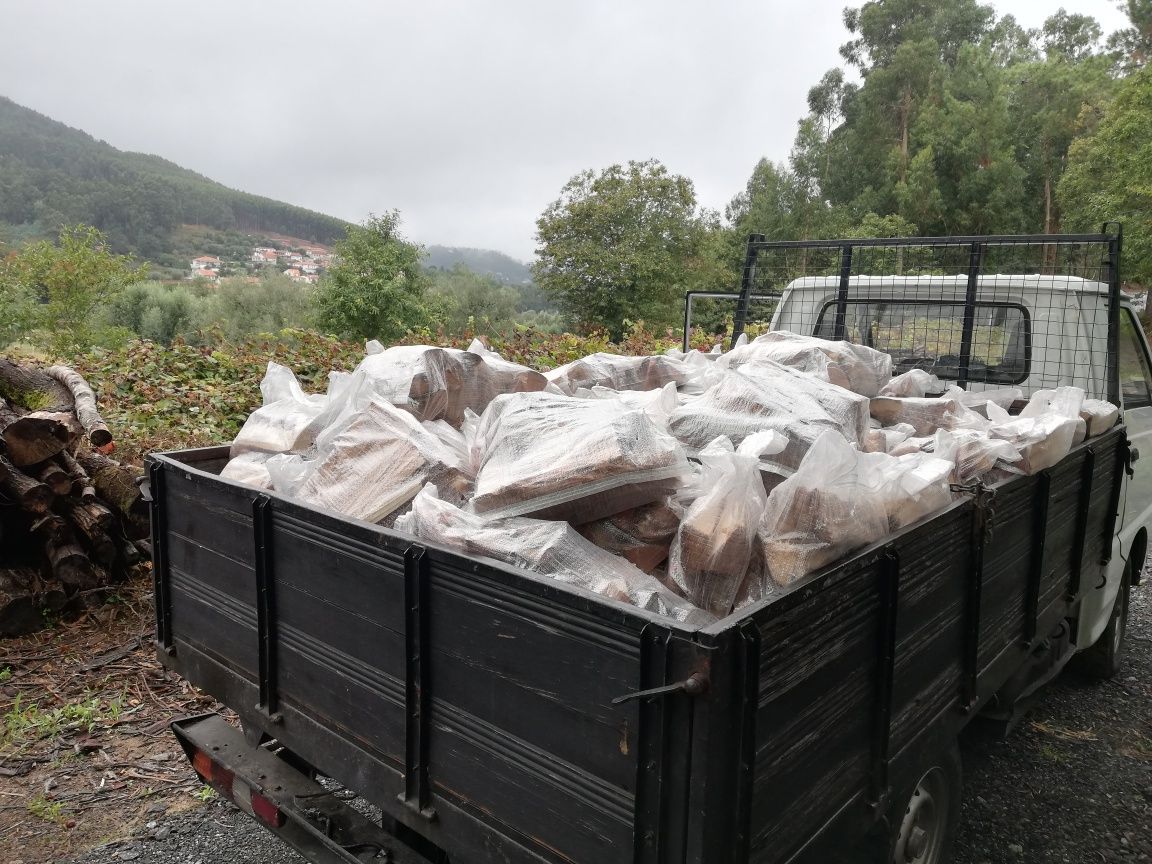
[0,96,349,260]
[424,245,532,284]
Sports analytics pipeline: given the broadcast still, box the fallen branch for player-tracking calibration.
[46,366,113,451]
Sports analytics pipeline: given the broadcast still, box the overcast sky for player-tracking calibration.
[0,0,1130,260]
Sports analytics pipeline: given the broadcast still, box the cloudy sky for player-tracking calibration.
[1,1,1130,260]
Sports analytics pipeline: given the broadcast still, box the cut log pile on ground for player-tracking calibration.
[0,359,148,637]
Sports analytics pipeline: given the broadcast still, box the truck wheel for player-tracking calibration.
[889,745,962,864]
[1075,562,1132,681]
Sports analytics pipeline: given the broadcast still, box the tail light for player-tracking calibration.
[190,746,284,828]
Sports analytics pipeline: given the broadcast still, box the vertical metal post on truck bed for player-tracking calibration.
[148,461,173,654]
[957,242,985,389]
[253,494,281,721]
[731,234,764,341]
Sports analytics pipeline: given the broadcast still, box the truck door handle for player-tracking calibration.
[612,672,709,705]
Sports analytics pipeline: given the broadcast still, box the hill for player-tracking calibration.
[424,245,532,284]
[0,95,350,263]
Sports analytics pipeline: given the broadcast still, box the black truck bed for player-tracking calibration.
[148,425,1125,864]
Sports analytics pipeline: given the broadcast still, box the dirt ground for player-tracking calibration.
[0,573,220,863]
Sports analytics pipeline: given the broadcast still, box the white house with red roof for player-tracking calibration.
[191,255,221,270]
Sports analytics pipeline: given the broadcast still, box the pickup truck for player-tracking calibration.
[148,231,1150,864]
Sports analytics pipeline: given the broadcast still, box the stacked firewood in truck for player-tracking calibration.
[0,359,148,636]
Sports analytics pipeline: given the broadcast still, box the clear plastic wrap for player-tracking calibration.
[724,331,892,396]
[443,340,548,424]
[878,369,946,398]
[544,353,687,395]
[1020,386,1088,445]
[397,485,713,625]
[351,345,463,424]
[863,426,914,454]
[1081,399,1120,438]
[932,428,1021,483]
[860,450,954,530]
[470,391,689,523]
[265,453,313,496]
[668,361,869,474]
[982,385,1085,474]
[869,396,988,437]
[296,397,472,523]
[758,431,891,587]
[667,432,780,617]
[576,497,680,572]
[219,452,274,488]
[988,413,1079,474]
[573,382,679,427]
[230,362,327,457]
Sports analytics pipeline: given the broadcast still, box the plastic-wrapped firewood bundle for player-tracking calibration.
[470,391,689,523]
[722,331,892,396]
[668,361,869,474]
[668,432,782,617]
[1081,399,1120,437]
[932,428,1022,483]
[572,382,679,428]
[398,485,714,625]
[985,387,1084,474]
[758,431,893,588]
[869,395,988,437]
[331,344,545,428]
[859,450,955,531]
[444,340,549,425]
[545,353,687,395]
[294,397,472,523]
[229,362,329,457]
[878,369,946,398]
[576,498,680,572]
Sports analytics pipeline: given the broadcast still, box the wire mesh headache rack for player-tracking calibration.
[684,228,1122,404]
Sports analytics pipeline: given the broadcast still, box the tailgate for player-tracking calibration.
[149,447,708,864]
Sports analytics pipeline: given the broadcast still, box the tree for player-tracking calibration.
[532,159,713,336]
[428,264,519,333]
[313,212,435,343]
[1059,66,1152,284]
[1108,0,1152,71]
[0,223,147,351]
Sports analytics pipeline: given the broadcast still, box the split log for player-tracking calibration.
[59,500,116,566]
[29,512,67,539]
[76,452,148,537]
[57,450,96,501]
[41,532,102,590]
[0,399,76,466]
[0,359,74,412]
[46,366,113,450]
[0,454,54,513]
[33,459,73,496]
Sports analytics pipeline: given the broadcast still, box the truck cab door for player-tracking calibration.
[1080,306,1152,647]
[1116,307,1152,533]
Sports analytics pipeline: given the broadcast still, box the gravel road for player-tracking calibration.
[71,585,1151,864]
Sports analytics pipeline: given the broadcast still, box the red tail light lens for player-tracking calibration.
[250,791,285,828]
[188,747,283,828]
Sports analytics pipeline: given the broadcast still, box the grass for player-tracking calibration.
[26,795,65,824]
[194,785,217,803]
[2,692,125,749]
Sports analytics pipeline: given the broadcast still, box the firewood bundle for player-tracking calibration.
[0,359,148,637]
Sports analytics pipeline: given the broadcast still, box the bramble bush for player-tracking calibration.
[7,319,743,467]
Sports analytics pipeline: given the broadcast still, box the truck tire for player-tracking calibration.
[889,744,962,864]
[1074,561,1132,681]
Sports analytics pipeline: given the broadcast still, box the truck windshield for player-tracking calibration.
[814,300,1029,385]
